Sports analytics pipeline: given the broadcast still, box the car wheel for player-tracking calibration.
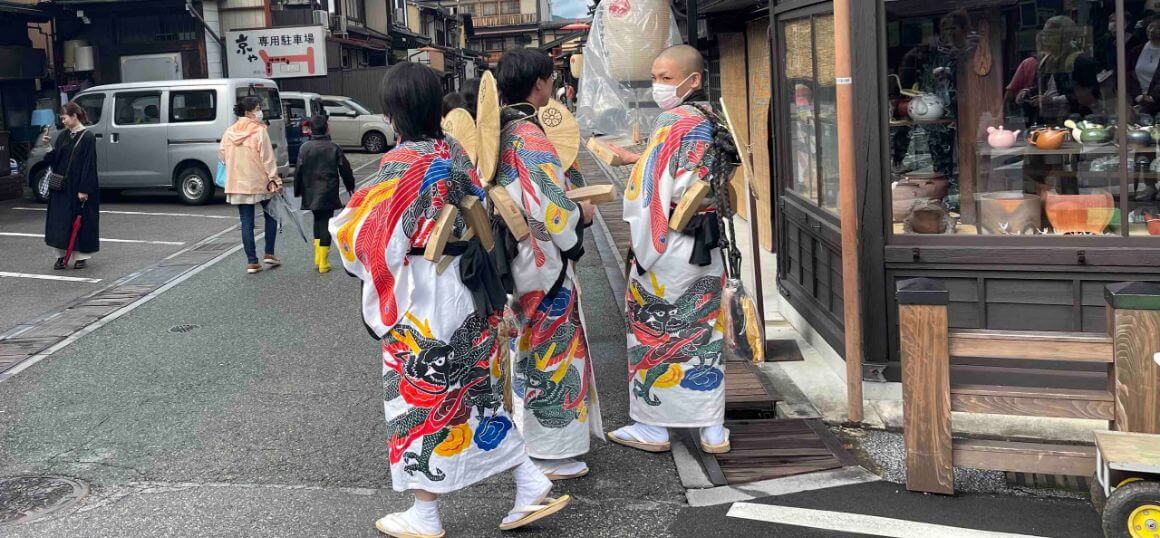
[363,131,387,153]
[177,165,214,205]
[30,166,51,203]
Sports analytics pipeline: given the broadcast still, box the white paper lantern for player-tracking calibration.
[602,0,672,81]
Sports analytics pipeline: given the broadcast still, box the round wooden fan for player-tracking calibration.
[442,108,478,163]
[475,71,501,184]
[538,99,580,171]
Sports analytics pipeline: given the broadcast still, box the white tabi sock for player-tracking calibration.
[532,457,588,477]
[700,425,729,446]
[610,422,670,443]
[503,459,553,525]
[402,498,443,535]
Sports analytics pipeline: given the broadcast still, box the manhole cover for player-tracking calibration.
[169,324,200,333]
[0,476,88,525]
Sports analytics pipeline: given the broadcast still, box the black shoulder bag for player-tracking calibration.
[47,132,85,192]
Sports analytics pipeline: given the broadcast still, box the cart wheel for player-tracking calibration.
[1103,481,1160,537]
[1093,474,1108,514]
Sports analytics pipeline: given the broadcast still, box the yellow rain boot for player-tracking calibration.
[313,239,322,268]
[318,244,331,274]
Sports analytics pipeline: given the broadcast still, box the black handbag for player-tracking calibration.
[47,132,84,192]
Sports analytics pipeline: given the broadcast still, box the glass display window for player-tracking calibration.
[883,1,1160,238]
[781,11,839,215]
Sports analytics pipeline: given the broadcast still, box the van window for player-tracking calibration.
[114,92,162,126]
[283,98,307,120]
[74,93,105,126]
[311,98,326,117]
[170,90,216,123]
[236,86,282,120]
[322,99,357,117]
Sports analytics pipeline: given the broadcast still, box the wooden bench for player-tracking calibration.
[895,277,1128,495]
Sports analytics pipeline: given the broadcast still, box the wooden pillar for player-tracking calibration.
[1105,282,1160,435]
[833,0,863,424]
[896,278,953,495]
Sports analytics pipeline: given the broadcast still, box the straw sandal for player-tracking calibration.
[606,430,671,453]
[700,438,731,454]
[374,513,445,538]
[498,494,571,531]
[544,467,589,481]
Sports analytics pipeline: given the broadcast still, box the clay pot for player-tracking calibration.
[900,172,950,201]
[976,192,1042,235]
[1044,192,1115,234]
[1128,129,1152,147]
[1146,212,1160,235]
[903,200,956,234]
[894,98,911,119]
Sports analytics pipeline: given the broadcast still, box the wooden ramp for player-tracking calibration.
[726,358,780,418]
[693,418,857,486]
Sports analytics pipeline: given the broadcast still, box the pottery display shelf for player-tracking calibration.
[977,141,1156,157]
[889,119,955,128]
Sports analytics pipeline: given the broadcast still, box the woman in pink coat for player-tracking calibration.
[219,96,283,274]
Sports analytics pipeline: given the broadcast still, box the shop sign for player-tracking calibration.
[226,26,327,79]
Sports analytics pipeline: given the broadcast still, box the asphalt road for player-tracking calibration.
[0,150,1108,537]
[0,153,382,338]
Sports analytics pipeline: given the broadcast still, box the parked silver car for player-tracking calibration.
[26,78,289,205]
[319,95,396,153]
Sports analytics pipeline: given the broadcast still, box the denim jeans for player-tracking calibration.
[238,201,277,264]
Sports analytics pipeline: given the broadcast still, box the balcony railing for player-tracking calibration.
[472,13,537,27]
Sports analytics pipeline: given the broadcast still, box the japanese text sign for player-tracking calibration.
[227,26,327,79]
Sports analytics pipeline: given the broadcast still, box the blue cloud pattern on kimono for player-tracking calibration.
[474,415,513,451]
[680,365,723,391]
[537,287,572,317]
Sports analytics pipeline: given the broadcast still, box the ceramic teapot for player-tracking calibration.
[890,75,944,123]
[907,93,945,123]
[986,126,1020,148]
[1128,127,1153,146]
[1028,127,1069,150]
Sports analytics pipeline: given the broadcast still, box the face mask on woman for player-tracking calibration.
[652,73,695,110]
[253,109,264,121]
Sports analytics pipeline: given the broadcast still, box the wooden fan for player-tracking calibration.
[475,71,501,185]
[537,99,580,171]
[442,108,478,163]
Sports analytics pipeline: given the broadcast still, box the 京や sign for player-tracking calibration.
[227,26,327,79]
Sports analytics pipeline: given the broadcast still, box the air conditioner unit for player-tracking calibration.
[312,9,330,27]
[331,12,348,35]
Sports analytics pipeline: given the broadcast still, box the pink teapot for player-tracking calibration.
[986,126,1020,148]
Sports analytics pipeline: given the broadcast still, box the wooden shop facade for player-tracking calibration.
[734,0,1160,383]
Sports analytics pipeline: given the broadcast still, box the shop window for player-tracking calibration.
[780,13,838,214]
[882,1,1152,237]
[170,91,216,123]
[113,92,161,126]
[502,1,520,15]
[482,2,497,15]
[73,93,104,126]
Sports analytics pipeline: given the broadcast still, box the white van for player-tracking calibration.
[28,78,289,205]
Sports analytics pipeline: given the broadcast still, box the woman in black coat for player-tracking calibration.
[294,115,355,274]
[43,101,100,270]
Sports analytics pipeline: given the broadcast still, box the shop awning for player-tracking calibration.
[538,30,586,52]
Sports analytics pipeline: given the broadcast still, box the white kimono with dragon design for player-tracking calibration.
[622,103,726,428]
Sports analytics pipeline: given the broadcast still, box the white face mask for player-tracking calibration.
[253,109,264,121]
[652,73,695,110]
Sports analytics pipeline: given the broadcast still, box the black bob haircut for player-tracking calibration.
[380,62,444,142]
[233,96,261,117]
[443,92,467,117]
[495,48,554,105]
[460,78,480,117]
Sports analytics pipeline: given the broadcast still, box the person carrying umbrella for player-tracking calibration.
[220,96,283,274]
[293,114,355,274]
[42,101,99,270]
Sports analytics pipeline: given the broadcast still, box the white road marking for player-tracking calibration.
[0,232,184,246]
[355,156,383,187]
[0,271,101,284]
[686,467,880,507]
[12,207,235,220]
[726,502,1050,538]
